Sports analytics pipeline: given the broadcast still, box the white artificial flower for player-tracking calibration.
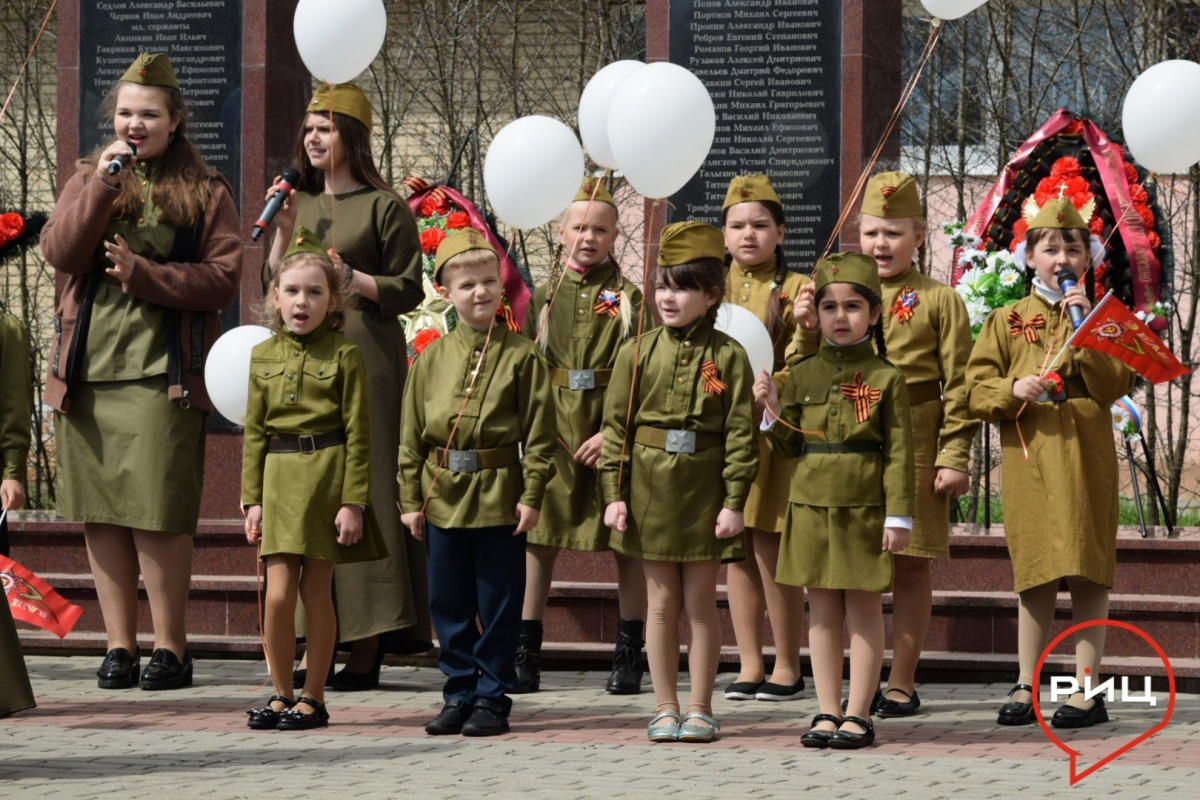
[960,248,987,267]
[966,298,990,327]
[959,266,984,291]
[962,233,982,248]
[1000,269,1021,287]
[1112,406,1132,434]
[1136,310,1149,322]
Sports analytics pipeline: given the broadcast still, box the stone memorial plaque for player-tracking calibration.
[669,0,841,268]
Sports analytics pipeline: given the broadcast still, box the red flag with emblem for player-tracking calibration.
[1067,294,1188,384]
[1,554,83,638]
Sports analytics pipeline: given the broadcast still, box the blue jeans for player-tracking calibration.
[425,522,526,715]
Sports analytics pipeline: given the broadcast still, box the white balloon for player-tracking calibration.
[578,60,646,170]
[484,116,585,229]
[1122,60,1200,174]
[607,62,715,199]
[715,304,774,378]
[921,0,989,19]
[205,326,274,426]
[294,0,387,84]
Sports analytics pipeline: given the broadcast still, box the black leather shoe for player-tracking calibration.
[277,695,330,730]
[841,690,882,715]
[876,687,921,718]
[605,620,645,695]
[512,620,543,694]
[827,715,876,749]
[461,705,510,737]
[247,695,295,730]
[96,648,140,690]
[139,648,192,690]
[724,680,764,701]
[330,646,384,691]
[1051,695,1109,729]
[756,676,806,701]
[997,683,1036,726]
[800,713,842,749]
[425,700,474,735]
[292,657,336,691]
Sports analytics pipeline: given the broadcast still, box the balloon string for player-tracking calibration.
[817,19,942,263]
[0,0,57,128]
[616,198,660,496]
[243,541,269,692]
[326,83,339,255]
[534,172,606,346]
[762,405,824,437]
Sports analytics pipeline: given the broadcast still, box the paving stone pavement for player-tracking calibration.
[1,656,1197,799]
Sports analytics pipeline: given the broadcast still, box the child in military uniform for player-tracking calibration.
[967,197,1136,729]
[721,174,816,702]
[243,228,388,731]
[399,230,556,737]
[601,222,759,743]
[516,178,649,695]
[756,253,914,750]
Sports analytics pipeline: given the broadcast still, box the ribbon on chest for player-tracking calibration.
[889,285,919,322]
[1008,310,1046,343]
[594,288,620,317]
[840,371,882,424]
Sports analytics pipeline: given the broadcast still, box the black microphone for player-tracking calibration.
[1057,268,1086,329]
[107,142,137,177]
[251,168,301,241]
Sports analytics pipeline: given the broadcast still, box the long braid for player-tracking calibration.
[763,245,789,341]
[537,243,566,351]
[873,321,888,358]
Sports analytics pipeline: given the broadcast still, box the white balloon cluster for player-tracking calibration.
[1122,60,1200,175]
[293,0,387,84]
[205,326,274,426]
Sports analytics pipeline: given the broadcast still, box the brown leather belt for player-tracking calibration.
[551,368,613,390]
[907,380,942,405]
[428,443,522,473]
[634,427,723,454]
[269,431,346,454]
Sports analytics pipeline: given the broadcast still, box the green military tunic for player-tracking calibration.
[727,257,818,533]
[767,339,915,592]
[242,322,387,564]
[56,161,206,534]
[398,324,557,528]
[0,313,35,718]
[966,292,1136,593]
[264,188,429,649]
[599,320,759,562]
[879,266,978,559]
[522,260,646,550]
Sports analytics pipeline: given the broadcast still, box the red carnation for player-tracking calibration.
[1043,370,1065,395]
[1050,156,1083,179]
[1148,230,1161,251]
[1112,143,1126,161]
[420,228,447,255]
[1089,216,1105,235]
[419,193,450,218]
[1125,163,1139,184]
[1009,218,1028,251]
[1129,184,1149,205]
[446,211,471,230]
[0,212,24,246]
[413,327,442,354]
[1134,204,1155,229]
[1064,119,1085,135]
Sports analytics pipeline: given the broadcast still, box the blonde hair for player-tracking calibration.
[262,252,354,333]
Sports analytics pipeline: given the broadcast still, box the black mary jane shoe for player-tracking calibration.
[1051,695,1109,729]
[724,680,765,701]
[330,646,385,692]
[425,700,474,735]
[276,695,330,731]
[461,704,510,737]
[138,648,193,691]
[876,687,921,718]
[841,690,882,715]
[800,713,842,749]
[826,715,876,750]
[246,695,296,730]
[997,683,1036,726]
[96,647,141,690]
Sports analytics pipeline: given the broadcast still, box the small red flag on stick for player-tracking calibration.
[0,554,83,639]
[1062,294,1189,384]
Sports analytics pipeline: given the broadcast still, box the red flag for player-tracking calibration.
[1068,294,1189,384]
[0,554,83,638]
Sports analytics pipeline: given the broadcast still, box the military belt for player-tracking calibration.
[269,430,346,454]
[429,443,522,473]
[551,368,613,390]
[634,427,723,454]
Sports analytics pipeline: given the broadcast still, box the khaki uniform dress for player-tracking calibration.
[727,258,818,532]
[242,322,386,563]
[0,313,35,718]
[600,320,759,562]
[397,324,557,528]
[966,293,1136,593]
[55,162,206,534]
[879,266,978,558]
[523,261,646,551]
[264,188,430,650]
[768,340,915,592]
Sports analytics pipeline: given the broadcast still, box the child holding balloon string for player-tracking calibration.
[515,177,651,696]
[756,253,914,749]
[720,174,818,703]
[242,228,388,731]
[601,221,759,743]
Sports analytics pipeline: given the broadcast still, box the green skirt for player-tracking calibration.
[900,397,950,560]
[261,446,388,564]
[0,600,35,717]
[56,376,205,534]
[526,438,611,552]
[777,504,893,593]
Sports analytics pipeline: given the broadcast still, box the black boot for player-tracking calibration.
[512,620,542,694]
[605,619,645,695]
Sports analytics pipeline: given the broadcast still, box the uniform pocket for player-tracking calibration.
[302,359,338,381]
[252,360,287,381]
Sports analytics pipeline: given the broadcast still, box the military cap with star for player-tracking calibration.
[121,53,179,90]
[861,171,923,218]
[1025,195,1090,231]
[308,83,373,130]
[814,252,882,297]
[283,226,330,260]
[434,228,498,282]
[574,176,617,208]
[722,174,782,212]
[657,221,725,267]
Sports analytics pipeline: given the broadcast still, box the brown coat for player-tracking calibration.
[41,163,242,415]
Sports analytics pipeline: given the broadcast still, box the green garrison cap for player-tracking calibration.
[283,226,330,260]
[657,221,725,267]
[814,252,882,297]
[308,83,373,130]
[1025,195,1089,231]
[120,53,179,90]
[722,174,782,211]
[434,228,498,282]
[861,171,923,218]
[574,176,617,208]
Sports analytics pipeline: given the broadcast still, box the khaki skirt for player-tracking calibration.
[900,397,950,560]
[777,504,893,593]
[56,376,204,534]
